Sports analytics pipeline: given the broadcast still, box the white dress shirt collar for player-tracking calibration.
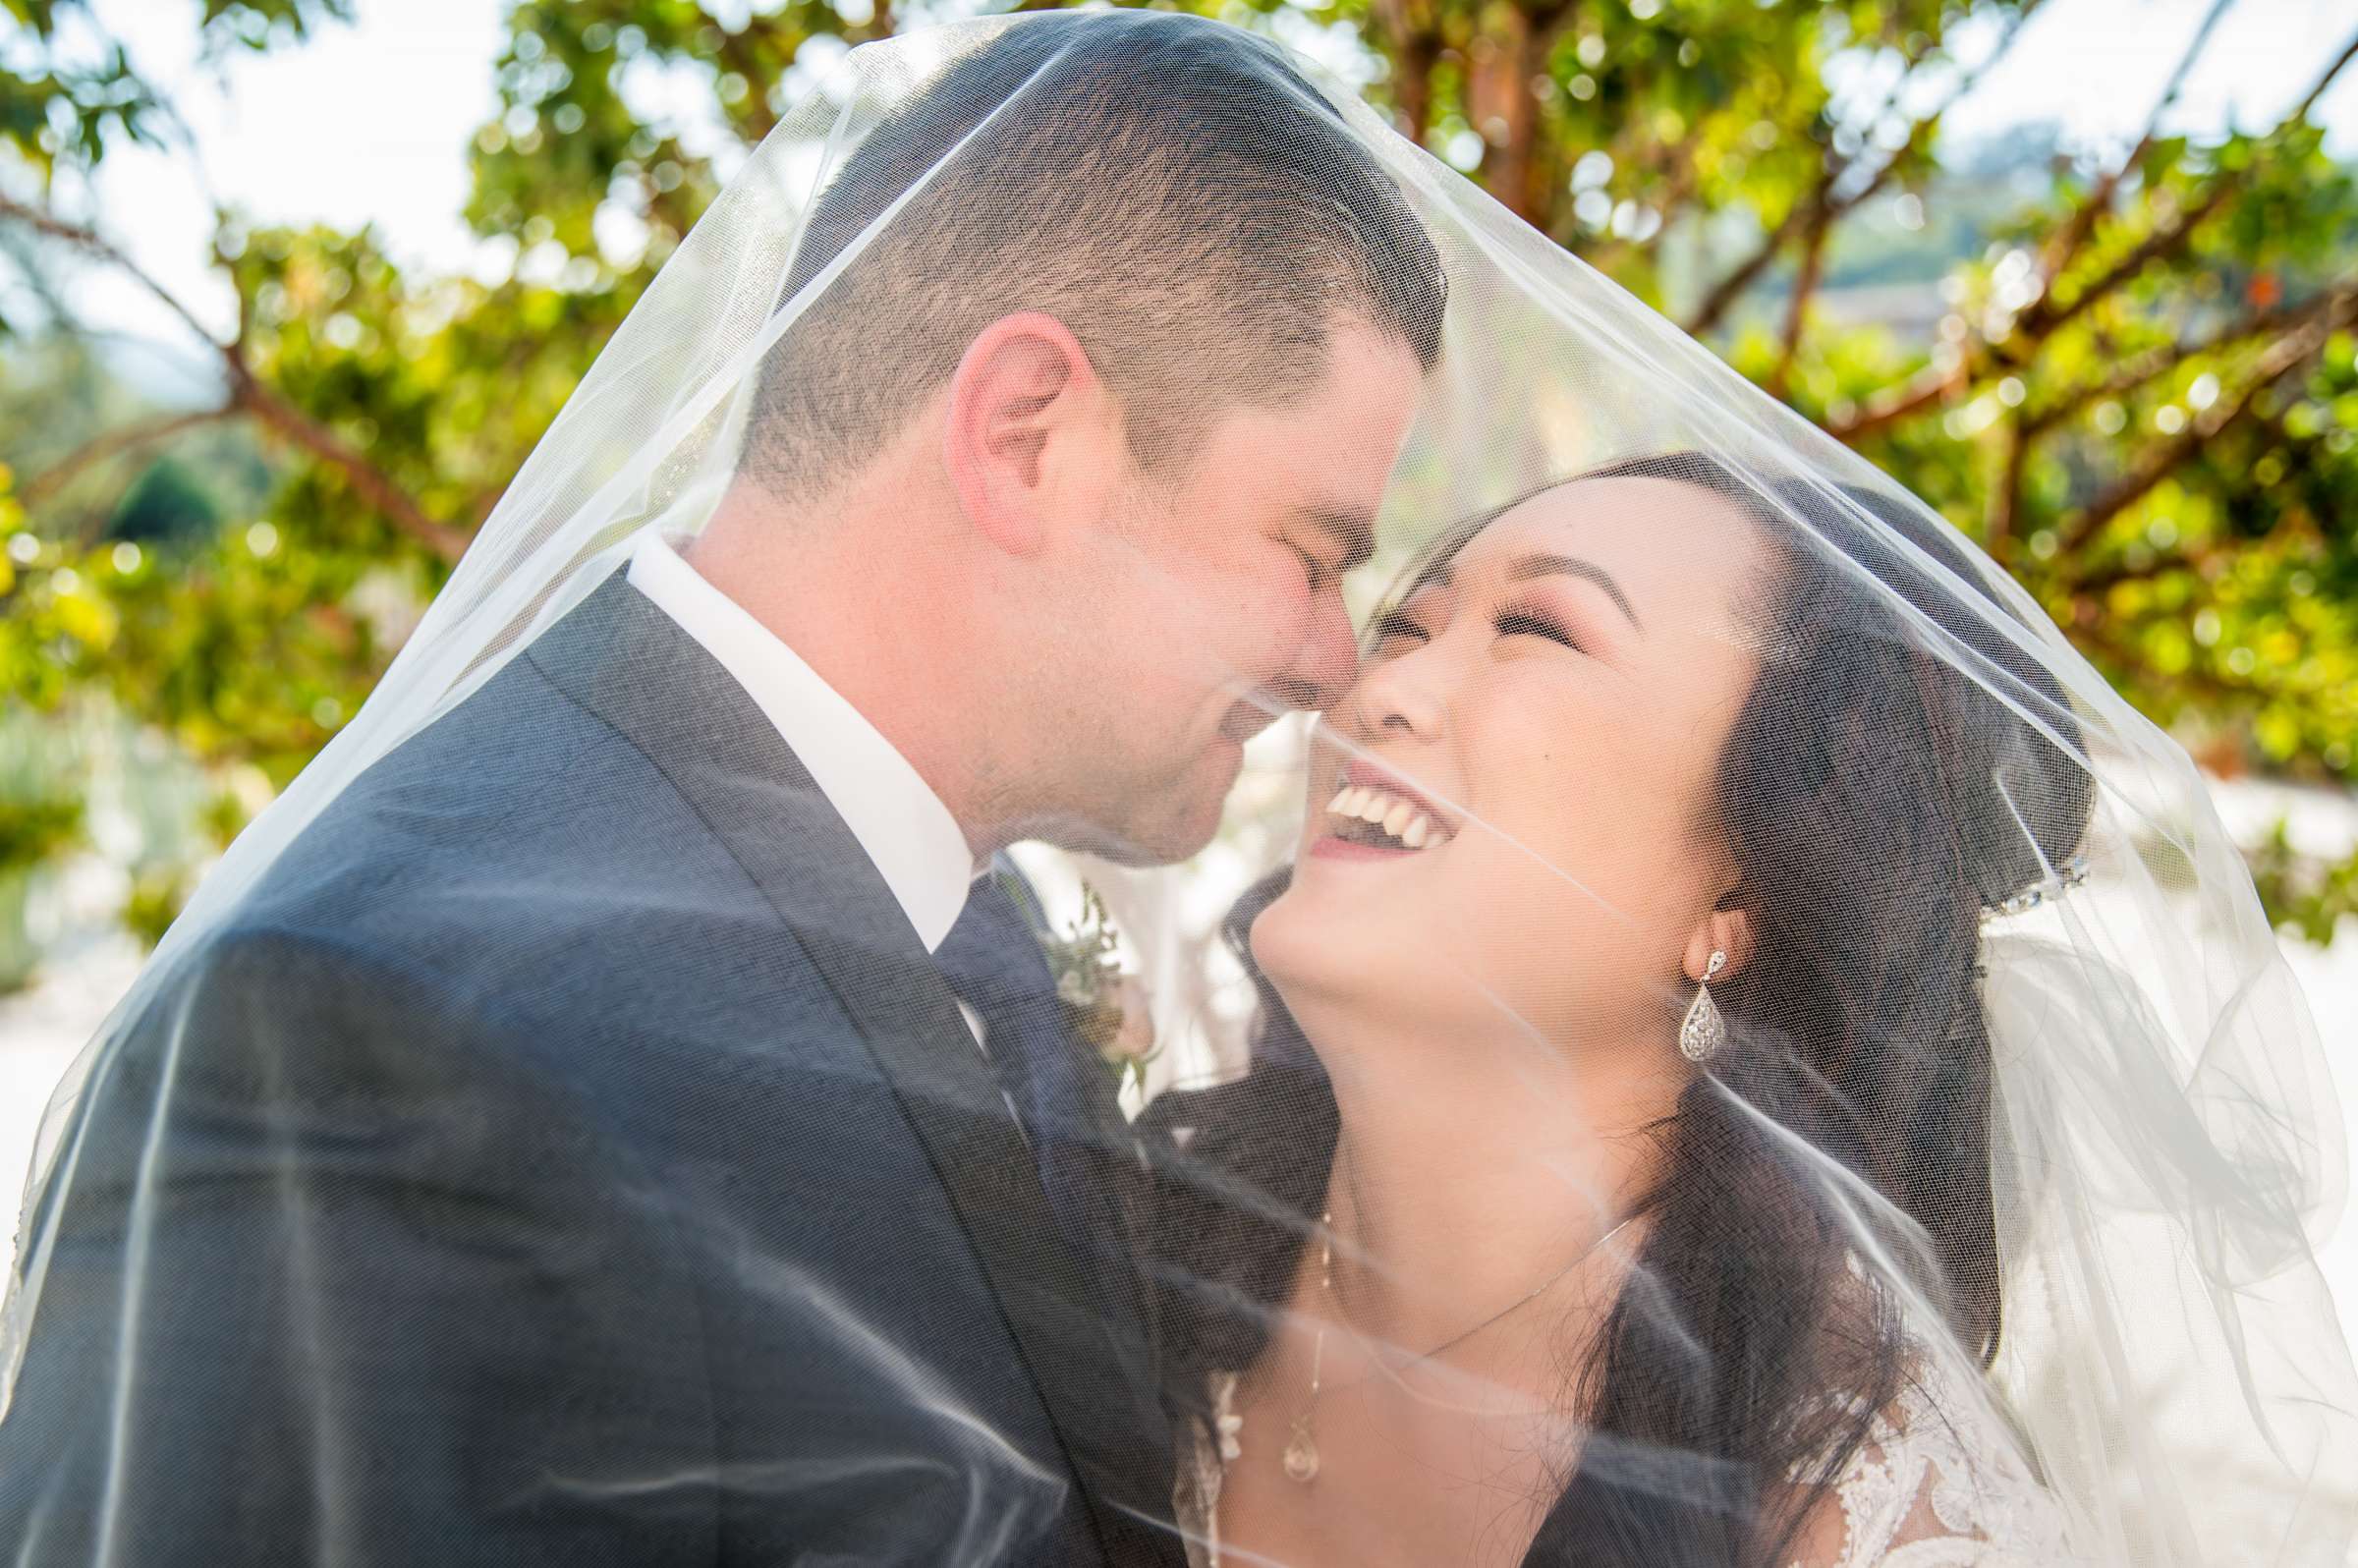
[626,530,975,953]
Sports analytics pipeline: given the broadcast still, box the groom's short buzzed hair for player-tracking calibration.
[739,11,1446,502]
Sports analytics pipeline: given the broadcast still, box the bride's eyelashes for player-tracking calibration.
[1367,600,1584,654]
[1492,600,1584,652]
[1370,609,1430,649]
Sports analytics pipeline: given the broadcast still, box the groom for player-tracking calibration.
[0,13,1441,1567]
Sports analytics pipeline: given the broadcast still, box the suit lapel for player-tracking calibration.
[987,860,1163,1370]
[530,573,1181,1567]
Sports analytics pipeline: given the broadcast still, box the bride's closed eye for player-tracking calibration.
[1370,610,1431,649]
[1369,602,1586,653]
[1492,601,1584,652]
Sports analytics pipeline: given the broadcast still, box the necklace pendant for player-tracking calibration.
[1282,1420,1319,1484]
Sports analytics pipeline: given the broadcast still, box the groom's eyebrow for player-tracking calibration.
[1300,505,1377,574]
[1507,553,1644,631]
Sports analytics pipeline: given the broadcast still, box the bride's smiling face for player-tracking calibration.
[1252,475,1770,1045]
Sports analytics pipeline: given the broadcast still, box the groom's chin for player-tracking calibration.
[1072,747,1240,868]
[1054,817,1212,869]
[1093,801,1226,868]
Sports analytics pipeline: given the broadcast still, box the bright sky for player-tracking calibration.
[58,0,507,372]
[34,0,2358,372]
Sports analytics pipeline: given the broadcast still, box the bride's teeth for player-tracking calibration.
[1323,781,1448,850]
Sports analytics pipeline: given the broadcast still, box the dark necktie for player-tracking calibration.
[932,870,1175,1540]
[931,872,1128,1299]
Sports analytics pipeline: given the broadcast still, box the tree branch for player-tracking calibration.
[2035,0,2233,290]
[2072,619,2259,714]
[22,407,235,515]
[234,377,469,562]
[2286,25,2358,126]
[2021,281,2357,436]
[0,194,229,361]
[1370,0,1439,144]
[1985,416,2030,560]
[461,481,508,532]
[2053,409,2239,558]
[2052,291,2357,556]
[1683,186,1819,337]
[1765,208,1832,399]
[2019,29,2358,342]
[1475,0,1581,226]
[2065,539,2225,603]
[2,191,468,562]
[1691,126,1917,340]
[1684,0,2045,338]
[1825,362,1964,441]
[2017,183,2234,343]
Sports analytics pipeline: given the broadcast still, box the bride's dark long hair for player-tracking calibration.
[1145,451,2094,1567]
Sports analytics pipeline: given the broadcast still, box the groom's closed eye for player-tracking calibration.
[1289,540,1336,594]
[1296,503,1378,580]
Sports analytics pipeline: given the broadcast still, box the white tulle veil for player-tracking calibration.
[1,13,2349,1566]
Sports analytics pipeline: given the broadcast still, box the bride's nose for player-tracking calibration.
[1345,640,1447,740]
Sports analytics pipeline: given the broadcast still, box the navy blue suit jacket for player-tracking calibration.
[0,575,1179,1566]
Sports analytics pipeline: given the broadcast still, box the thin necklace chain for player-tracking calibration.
[1280,1208,1635,1484]
[1319,1210,1635,1390]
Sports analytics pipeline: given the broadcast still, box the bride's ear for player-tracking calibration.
[1683,904,1756,986]
[941,311,1120,556]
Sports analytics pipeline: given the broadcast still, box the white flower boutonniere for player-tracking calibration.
[1008,874,1159,1093]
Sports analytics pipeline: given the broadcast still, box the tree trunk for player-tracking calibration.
[1372,0,1437,145]
[1472,5,1557,228]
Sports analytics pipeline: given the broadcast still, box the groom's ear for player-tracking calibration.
[942,311,1120,556]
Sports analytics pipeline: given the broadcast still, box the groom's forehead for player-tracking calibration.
[1190,319,1424,530]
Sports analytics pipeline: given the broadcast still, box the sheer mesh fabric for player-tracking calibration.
[0,13,2350,1568]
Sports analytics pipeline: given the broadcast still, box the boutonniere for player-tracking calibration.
[1005,873,1160,1093]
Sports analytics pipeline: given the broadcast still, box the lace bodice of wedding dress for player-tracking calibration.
[1174,1350,2077,1568]
[1769,1366,2076,1567]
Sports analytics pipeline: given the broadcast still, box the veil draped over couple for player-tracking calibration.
[1,13,2353,1567]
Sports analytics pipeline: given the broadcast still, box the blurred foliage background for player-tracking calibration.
[1,0,2354,982]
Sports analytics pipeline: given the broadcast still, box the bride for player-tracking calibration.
[1148,451,2189,1566]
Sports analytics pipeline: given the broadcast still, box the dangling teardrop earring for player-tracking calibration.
[1679,949,1728,1064]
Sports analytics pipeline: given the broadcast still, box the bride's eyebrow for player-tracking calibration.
[1505,552,1643,632]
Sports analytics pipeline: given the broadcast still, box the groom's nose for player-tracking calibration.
[1272,590,1362,713]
